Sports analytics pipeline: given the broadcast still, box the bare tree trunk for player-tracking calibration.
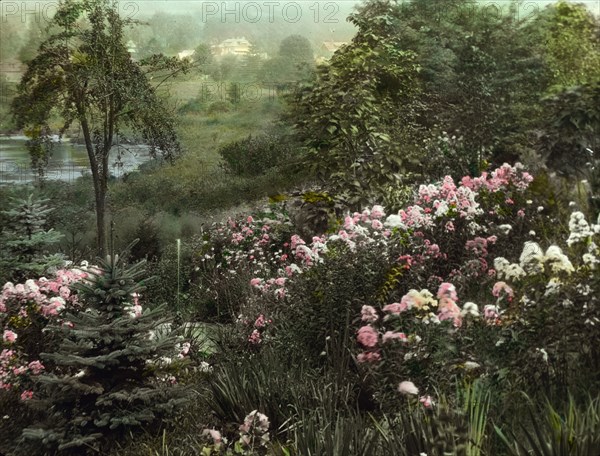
[94,186,107,257]
[79,110,107,257]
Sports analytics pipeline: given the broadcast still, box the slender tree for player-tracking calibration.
[12,0,188,255]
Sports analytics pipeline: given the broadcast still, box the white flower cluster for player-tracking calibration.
[493,257,525,281]
[567,211,598,247]
[495,241,575,280]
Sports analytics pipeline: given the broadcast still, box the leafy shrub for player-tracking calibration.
[218,134,294,177]
[207,101,232,115]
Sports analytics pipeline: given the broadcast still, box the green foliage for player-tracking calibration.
[218,134,295,177]
[11,0,188,254]
[19,247,189,455]
[290,0,553,205]
[259,35,315,86]
[0,193,64,283]
[530,0,600,92]
[539,79,600,176]
[279,240,393,363]
[289,0,422,208]
[496,394,600,456]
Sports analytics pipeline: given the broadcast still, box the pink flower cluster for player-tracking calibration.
[1,268,88,397]
[461,162,533,192]
[390,163,533,229]
[247,314,272,345]
[0,349,45,392]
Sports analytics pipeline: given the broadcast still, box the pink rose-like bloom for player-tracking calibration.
[484,305,499,320]
[438,298,462,326]
[371,205,385,219]
[356,325,379,348]
[445,221,455,232]
[250,278,262,287]
[203,429,222,445]
[248,329,262,344]
[437,282,458,301]
[3,330,17,343]
[382,331,408,343]
[247,216,254,224]
[59,286,71,299]
[398,381,419,395]
[42,296,66,316]
[28,360,45,375]
[492,281,514,299]
[254,314,266,328]
[420,395,434,408]
[275,277,286,286]
[517,209,525,218]
[361,305,379,323]
[383,302,404,315]
[344,216,355,230]
[357,351,381,363]
[371,219,383,230]
[20,390,33,401]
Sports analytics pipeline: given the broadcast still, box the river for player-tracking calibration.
[0,136,153,185]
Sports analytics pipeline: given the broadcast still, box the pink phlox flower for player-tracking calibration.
[3,330,17,343]
[344,216,355,230]
[356,325,379,348]
[290,234,306,250]
[492,281,514,299]
[371,219,383,230]
[483,305,499,320]
[254,314,266,328]
[20,390,33,401]
[420,395,434,408]
[28,360,45,375]
[371,205,385,219]
[360,305,379,323]
[437,283,458,301]
[248,329,262,344]
[383,302,405,315]
[357,351,381,363]
[203,429,222,445]
[382,331,408,343]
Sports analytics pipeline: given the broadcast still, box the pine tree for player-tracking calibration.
[0,194,64,283]
[20,245,189,455]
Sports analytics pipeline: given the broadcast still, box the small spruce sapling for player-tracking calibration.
[20,242,189,454]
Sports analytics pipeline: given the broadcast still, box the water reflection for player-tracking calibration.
[0,136,153,185]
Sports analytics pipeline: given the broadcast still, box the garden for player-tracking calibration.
[1,0,600,455]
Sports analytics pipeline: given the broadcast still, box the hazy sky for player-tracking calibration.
[121,0,599,17]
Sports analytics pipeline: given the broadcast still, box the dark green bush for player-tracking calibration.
[218,134,294,177]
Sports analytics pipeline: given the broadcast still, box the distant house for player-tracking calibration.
[211,38,252,58]
[177,49,196,60]
[0,59,25,82]
[317,41,347,62]
[126,40,138,57]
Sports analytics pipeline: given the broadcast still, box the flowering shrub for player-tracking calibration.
[0,267,88,396]
[194,163,599,419]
